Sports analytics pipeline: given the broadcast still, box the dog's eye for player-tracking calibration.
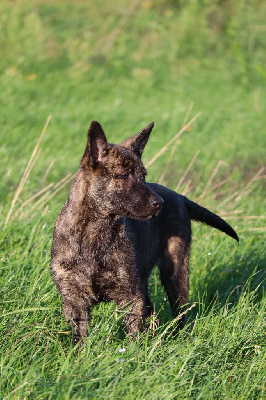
[137,173,146,182]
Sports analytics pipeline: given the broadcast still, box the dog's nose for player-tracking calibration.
[150,196,164,211]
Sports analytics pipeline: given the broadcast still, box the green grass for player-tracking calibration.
[0,0,265,398]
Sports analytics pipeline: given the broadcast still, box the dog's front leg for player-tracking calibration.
[62,298,91,346]
[51,263,95,346]
[115,293,146,336]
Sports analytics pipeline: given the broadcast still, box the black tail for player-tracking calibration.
[186,199,239,242]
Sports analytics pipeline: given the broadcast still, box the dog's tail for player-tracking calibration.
[186,199,239,242]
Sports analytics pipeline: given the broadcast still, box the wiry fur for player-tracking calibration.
[51,121,238,344]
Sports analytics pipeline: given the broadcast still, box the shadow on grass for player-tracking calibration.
[149,238,265,327]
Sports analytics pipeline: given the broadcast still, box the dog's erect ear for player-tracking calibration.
[121,122,154,157]
[81,121,109,168]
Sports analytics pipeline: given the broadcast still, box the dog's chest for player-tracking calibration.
[80,220,134,269]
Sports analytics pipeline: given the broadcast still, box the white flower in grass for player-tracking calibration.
[118,347,126,354]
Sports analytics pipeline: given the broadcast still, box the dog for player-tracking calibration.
[51,121,238,344]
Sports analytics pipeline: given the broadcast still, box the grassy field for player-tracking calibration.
[0,0,265,398]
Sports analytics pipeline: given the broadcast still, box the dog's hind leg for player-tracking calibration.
[158,236,191,328]
[139,274,154,316]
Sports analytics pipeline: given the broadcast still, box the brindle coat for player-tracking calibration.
[51,121,238,344]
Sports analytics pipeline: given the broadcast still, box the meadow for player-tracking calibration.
[0,0,265,398]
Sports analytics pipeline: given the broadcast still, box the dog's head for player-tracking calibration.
[80,121,164,220]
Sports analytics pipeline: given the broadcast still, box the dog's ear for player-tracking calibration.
[121,122,154,157]
[81,121,109,168]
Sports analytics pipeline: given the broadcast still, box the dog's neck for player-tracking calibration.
[66,171,120,232]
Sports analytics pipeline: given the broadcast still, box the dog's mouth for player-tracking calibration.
[124,207,162,220]
[118,194,164,220]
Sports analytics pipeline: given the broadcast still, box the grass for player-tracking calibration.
[0,0,265,398]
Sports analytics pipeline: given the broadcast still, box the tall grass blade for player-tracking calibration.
[4,115,52,227]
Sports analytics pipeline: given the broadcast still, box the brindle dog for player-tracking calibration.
[51,121,238,344]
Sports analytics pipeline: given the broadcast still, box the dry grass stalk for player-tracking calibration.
[38,158,55,189]
[7,147,42,221]
[214,169,265,208]
[239,227,266,232]
[41,204,50,218]
[253,88,261,111]
[217,190,239,208]
[198,160,226,200]
[203,180,227,197]
[21,173,75,222]
[183,102,194,126]
[157,142,178,185]
[175,150,200,192]
[158,102,194,185]
[234,166,265,202]
[146,112,201,169]
[38,173,75,208]
[14,182,55,220]
[53,172,74,190]
[26,191,52,218]
[213,186,236,200]
[182,179,192,196]
[219,209,243,216]
[220,215,266,220]
[5,115,52,228]
[216,167,265,209]
[21,173,74,221]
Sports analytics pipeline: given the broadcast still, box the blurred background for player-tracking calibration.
[1,0,265,204]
